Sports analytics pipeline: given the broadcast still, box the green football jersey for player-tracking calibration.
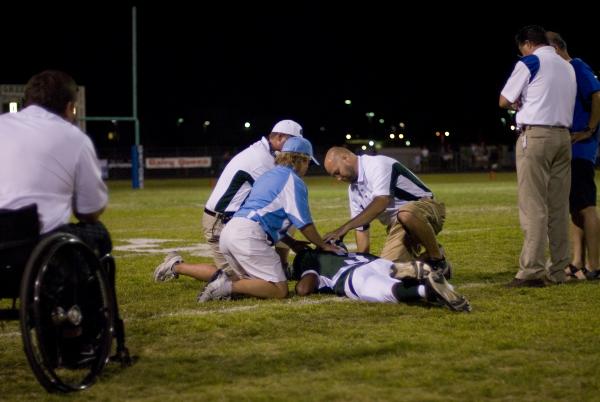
[292,250,380,294]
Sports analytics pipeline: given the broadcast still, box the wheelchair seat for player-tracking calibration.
[0,204,130,393]
[0,204,39,302]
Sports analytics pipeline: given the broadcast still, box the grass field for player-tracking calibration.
[1,173,600,401]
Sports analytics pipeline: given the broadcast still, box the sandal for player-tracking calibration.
[565,264,587,281]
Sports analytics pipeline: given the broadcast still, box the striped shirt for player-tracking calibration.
[205,137,274,214]
[349,155,432,230]
[292,250,381,295]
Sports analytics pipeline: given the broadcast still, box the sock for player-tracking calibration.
[392,282,421,302]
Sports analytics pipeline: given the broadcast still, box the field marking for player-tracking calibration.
[1,297,354,339]
[455,281,490,289]
[442,225,516,234]
[114,238,213,257]
[139,297,351,321]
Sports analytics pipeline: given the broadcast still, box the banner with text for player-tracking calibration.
[145,157,212,169]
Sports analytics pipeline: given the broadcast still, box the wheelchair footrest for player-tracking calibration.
[110,347,133,368]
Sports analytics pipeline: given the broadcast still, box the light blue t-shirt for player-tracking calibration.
[571,58,600,163]
[235,165,313,244]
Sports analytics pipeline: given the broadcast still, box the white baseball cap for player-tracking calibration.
[271,119,303,137]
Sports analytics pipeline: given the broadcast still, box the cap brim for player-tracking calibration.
[311,156,320,166]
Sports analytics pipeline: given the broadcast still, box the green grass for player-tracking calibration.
[2,173,600,401]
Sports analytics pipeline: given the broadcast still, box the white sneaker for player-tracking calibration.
[154,252,183,282]
[197,270,232,302]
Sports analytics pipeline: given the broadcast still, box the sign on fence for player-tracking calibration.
[145,157,212,169]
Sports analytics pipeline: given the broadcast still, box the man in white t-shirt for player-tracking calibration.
[322,147,450,278]
[0,70,110,256]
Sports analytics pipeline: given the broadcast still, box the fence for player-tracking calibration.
[98,145,518,180]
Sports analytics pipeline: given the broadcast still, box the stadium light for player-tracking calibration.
[361,145,367,150]
[244,122,251,129]
[344,99,352,105]
[405,140,411,146]
[389,133,395,139]
[399,134,404,139]
[203,120,210,127]
[176,117,184,126]
[435,131,441,137]
[368,140,375,146]
[346,134,352,140]
[366,112,375,118]
[445,131,450,137]
[399,122,405,128]
[320,126,326,132]
[510,125,516,131]
[378,118,385,124]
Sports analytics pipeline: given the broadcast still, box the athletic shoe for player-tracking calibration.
[197,270,232,302]
[153,251,183,282]
[423,271,471,312]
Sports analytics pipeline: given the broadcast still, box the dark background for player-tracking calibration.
[2,4,598,151]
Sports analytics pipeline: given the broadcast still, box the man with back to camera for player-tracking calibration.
[0,70,111,256]
[499,25,576,287]
[547,31,600,281]
[155,120,304,282]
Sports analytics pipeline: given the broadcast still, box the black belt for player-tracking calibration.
[204,208,232,223]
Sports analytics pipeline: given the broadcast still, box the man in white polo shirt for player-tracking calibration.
[499,25,577,287]
[322,147,450,278]
[154,120,303,281]
[0,70,110,256]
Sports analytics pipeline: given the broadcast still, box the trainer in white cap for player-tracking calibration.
[271,120,304,138]
[281,136,319,165]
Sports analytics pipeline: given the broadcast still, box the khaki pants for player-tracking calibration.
[201,211,230,271]
[380,199,445,263]
[516,127,571,282]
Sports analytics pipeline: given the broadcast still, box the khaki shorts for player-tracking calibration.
[380,198,445,263]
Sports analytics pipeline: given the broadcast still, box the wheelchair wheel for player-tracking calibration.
[19,233,114,392]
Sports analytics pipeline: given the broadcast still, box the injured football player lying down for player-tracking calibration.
[292,247,471,312]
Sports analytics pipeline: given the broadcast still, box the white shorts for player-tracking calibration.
[219,217,286,283]
[343,259,400,303]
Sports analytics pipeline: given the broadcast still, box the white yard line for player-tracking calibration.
[455,281,492,288]
[137,297,351,321]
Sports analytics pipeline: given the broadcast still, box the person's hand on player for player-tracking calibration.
[323,228,346,243]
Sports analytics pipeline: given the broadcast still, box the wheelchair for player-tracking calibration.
[0,204,130,392]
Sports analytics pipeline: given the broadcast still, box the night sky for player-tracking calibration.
[2,5,598,152]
